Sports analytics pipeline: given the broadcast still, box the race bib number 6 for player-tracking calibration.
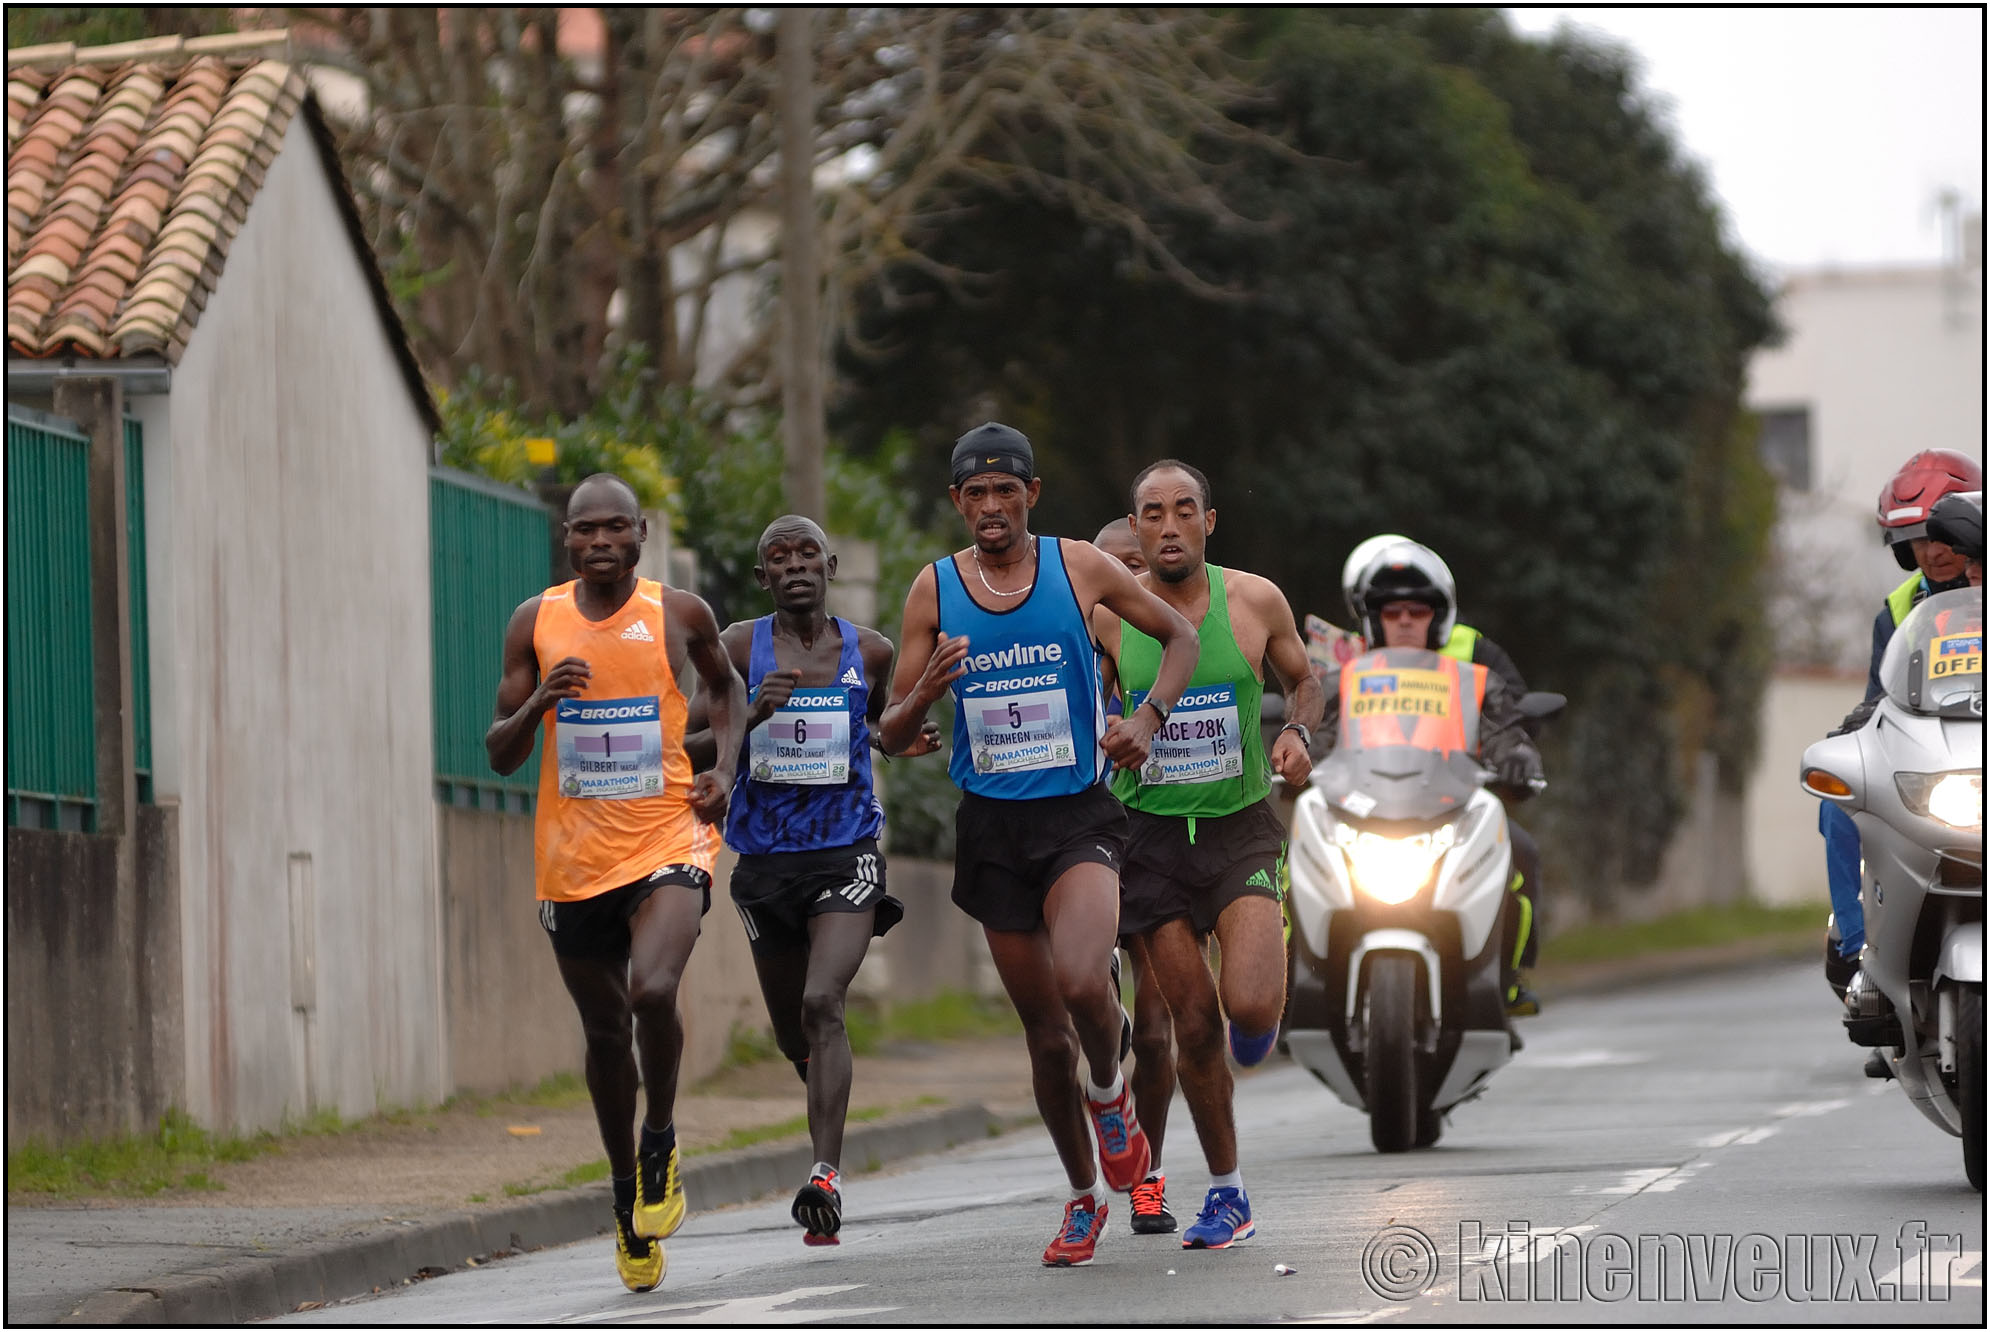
[749,687,852,784]
[1135,685,1244,786]
[556,695,665,800]
[966,687,1077,774]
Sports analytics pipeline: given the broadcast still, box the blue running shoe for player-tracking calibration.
[1228,1020,1277,1068]
[1182,1185,1255,1249]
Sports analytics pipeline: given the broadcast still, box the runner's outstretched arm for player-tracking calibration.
[1071,542,1198,771]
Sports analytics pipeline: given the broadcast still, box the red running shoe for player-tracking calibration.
[1086,1082,1151,1193]
[1042,1194,1107,1267]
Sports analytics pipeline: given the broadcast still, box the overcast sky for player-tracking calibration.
[1504,7,1985,274]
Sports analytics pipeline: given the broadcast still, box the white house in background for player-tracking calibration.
[6,35,442,1135]
[1742,221,1984,906]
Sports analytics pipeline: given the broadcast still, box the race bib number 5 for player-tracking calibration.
[1135,685,1244,786]
[966,687,1077,775]
[556,695,665,800]
[749,688,852,785]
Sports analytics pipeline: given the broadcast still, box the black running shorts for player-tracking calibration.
[728,837,904,958]
[538,863,711,960]
[951,781,1128,934]
[1118,797,1287,938]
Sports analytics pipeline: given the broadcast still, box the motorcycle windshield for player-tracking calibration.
[1880,588,1984,720]
[1320,647,1484,822]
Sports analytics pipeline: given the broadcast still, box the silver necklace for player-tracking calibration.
[972,535,1036,598]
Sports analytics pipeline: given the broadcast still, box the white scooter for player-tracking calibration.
[1801,586,1984,1191]
[1284,646,1558,1152]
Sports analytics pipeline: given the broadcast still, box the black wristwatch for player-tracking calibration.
[1138,696,1172,725]
[1279,722,1312,749]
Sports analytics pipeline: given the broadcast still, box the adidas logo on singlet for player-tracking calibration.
[840,666,861,687]
[621,620,655,642]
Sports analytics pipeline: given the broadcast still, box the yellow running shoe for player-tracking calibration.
[614,1209,665,1292]
[634,1141,685,1239]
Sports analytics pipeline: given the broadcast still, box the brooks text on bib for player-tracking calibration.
[749,687,852,784]
[556,695,665,799]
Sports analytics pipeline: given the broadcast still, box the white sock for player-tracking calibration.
[1211,1168,1243,1191]
[1086,1071,1124,1104]
[1073,1184,1098,1205]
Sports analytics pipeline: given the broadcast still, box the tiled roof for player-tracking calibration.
[8,32,301,365]
[7,31,439,434]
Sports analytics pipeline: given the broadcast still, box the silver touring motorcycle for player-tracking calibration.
[1284,645,1558,1152]
[1801,586,1984,1192]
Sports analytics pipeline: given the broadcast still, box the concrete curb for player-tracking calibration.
[56,1102,1003,1325]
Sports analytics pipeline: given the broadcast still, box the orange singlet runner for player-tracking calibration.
[532,577,714,902]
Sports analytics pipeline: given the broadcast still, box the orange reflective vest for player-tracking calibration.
[1338,649,1487,757]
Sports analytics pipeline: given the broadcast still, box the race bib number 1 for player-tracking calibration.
[1135,685,1244,786]
[966,688,1077,774]
[556,695,665,800]
[1929,631,1984,680]
[749,688,852,784]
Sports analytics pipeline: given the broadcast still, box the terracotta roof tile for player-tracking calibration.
[5,44,311,362]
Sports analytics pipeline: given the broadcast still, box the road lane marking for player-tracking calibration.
[560,1284,899,1325]
[1521,1049,1651,1069]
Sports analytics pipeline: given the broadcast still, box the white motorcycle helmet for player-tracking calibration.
[1344,537,1458,650]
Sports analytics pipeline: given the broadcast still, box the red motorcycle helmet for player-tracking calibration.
[1877,449,1983,570]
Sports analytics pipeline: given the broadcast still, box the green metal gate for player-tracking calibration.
[430,467,551,810]
[7,407,97,829]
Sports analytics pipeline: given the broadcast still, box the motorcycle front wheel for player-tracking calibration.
[1366,954,1421,1153]
[1961,983,1983,1193]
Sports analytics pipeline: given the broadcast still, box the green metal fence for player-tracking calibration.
[125,417,153,803]
[430,467,551,811]
[7,407,97,830]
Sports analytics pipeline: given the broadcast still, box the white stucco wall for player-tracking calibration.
[1748,263,1985,670]
[1743,670,1864,908]
[160,112,440,1132]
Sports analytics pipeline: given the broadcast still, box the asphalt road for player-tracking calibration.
[274,960,1983,1325]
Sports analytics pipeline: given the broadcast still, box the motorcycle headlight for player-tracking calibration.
[1331,822,1454,905]
[1895,771,1983,831]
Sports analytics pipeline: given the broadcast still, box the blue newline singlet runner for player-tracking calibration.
[724,615,884,855]
[935,535,1108,800]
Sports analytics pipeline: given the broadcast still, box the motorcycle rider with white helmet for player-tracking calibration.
[1322,537,1548,1015]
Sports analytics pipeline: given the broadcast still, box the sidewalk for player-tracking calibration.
[6,1035,1039,1325]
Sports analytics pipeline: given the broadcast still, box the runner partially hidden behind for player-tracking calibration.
[1094,520,1180,1235]
[1096,459,1325,1251]
[880,423,1199,1267]
[685,515,942,1245]
[486,474,747,1293]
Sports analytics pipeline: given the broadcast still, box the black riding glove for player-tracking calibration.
[1497,748,1544,790]
[1828,698,1876,737]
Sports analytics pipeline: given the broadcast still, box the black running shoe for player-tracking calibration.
[793,1166,842,1245]
[1130,1173,1176,1234]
